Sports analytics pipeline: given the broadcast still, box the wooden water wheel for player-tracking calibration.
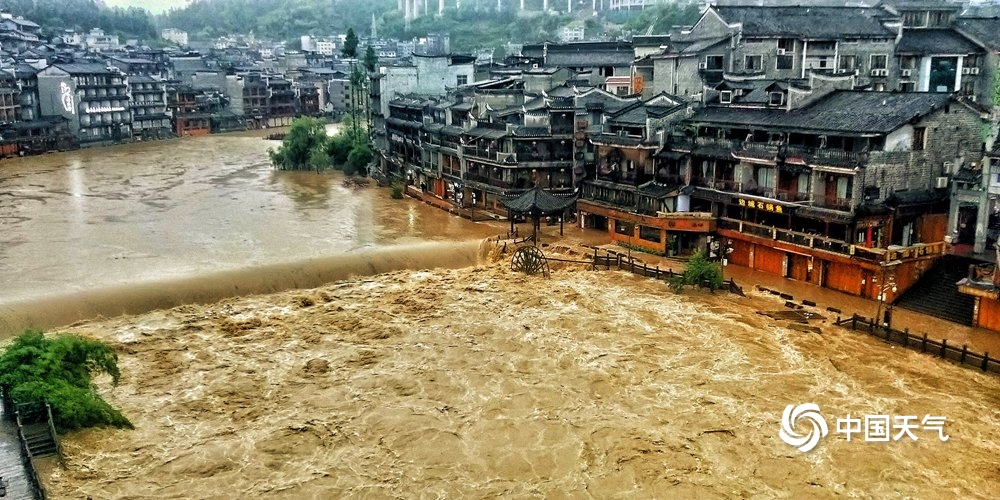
[510,246,549,276]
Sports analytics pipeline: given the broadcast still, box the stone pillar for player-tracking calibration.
[544,0,549,10]
[568,0,572,12]
[405,0,411,20]
[439,0,444,14]
[521,0,525,9]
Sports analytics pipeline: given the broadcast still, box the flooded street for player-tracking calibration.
[1,132,998,497]
[0,130,495,326]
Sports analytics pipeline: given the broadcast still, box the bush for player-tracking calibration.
[390,182,404,199]
[0,330,133,432]
[682,250,724,291]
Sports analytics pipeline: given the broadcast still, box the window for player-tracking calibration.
[720,90,733,103]
[965,55,980,69]
[912,127,926,150]
[838,55,857,71]
[705,55,724,70]
[900,56,918,70]
[769,91,785,106]
[900,82,915,92]
[930,11,950,26]
[777,38,795,52]
[805,56,831,70]
[639,226,660,243]
[744,55,762,71]
[756,166,776,189]
[960,80,975,96]
[456,75,468,86]
[870,55,888,70]
[776,55,793,70]
[902,12,926,27]
[810,41,836,52]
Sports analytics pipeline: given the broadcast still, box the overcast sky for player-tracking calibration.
[101,0,192,14]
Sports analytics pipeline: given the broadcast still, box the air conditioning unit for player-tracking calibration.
[698,62,707,70]
[970,67,980,75]
[962,67,972,75]
[776,48,786,55]
[935,176,949,189]
[900,69,911,77]
[942,161,954,173]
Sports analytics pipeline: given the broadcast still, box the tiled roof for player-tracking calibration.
[956,18,1000,51]
[501,186,576,213]
[609,104,648,125]
[897,29,981,55]
[637,181,680,199]
[111,57,154,64]
[513,126,550,137]
[52,63,117,75]
[691,91,954,134]
[712,6,897,39]
[544,42,635,67]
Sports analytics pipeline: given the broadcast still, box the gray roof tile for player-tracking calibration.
[897,29,981,55]
[691,91,954,134]
[713,6,897,39]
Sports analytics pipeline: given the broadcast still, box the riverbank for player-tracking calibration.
[30,246,1000,498]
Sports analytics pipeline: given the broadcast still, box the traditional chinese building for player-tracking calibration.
[667,74,987,300]
[578,92,715,256]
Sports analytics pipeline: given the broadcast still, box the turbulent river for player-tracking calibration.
[1,130,998,498]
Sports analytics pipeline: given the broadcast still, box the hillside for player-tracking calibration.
[3,0,157,39]
[159,0,701,51]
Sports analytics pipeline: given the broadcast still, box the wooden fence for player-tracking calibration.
[590,248,742,294]
[834,314,1000,375]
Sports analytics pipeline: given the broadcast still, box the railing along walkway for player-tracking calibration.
[0,395,39,500]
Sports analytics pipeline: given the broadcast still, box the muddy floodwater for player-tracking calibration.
[2,131,999,497]
[0,130,496,333]
[35,256,1000,498]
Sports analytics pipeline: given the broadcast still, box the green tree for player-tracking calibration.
[363,44,378,73]
[325,131,354,166]
[268,117,329,170]
[308,145,332,171]
[348,63,368,144]
[0,330,133,432]
[345,142,373,176]
[343,27,359,58]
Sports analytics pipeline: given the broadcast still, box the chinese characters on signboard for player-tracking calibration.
[737,198,783,213]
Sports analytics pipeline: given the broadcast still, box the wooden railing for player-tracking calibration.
[836,313,999,375]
